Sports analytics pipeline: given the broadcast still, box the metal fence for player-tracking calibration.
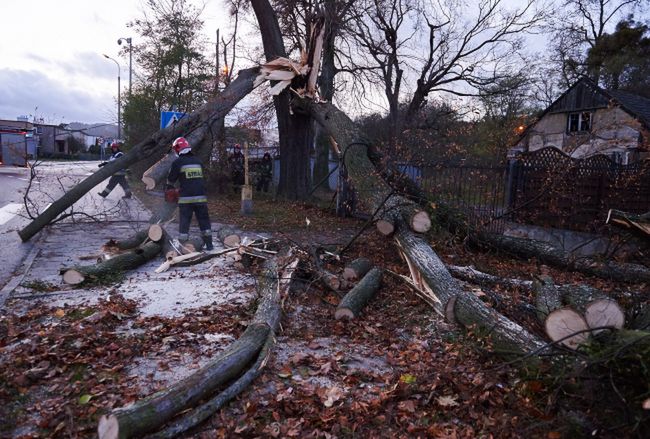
[399,147,650,234]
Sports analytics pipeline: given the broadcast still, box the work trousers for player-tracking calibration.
[102,175,131,197]
[178,203,212,239]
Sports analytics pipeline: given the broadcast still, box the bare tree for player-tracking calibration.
[550,0,646,84]
[343,0,547,149]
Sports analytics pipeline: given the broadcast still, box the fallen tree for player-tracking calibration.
[98,251,299,439]
[476,232,650,284]
[61,241,162,285]
[301,98,548,354]
[18,66,261,243]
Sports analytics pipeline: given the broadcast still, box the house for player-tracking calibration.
[511,77,650,164]
[0,119,38,166]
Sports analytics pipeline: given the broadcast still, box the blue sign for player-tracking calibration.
[160,111,187,129]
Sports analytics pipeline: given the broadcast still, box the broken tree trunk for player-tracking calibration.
[335,267,383,320]
[478,233,650,284]
[342,257,373,282]
[301,98,547,354]
[394,227,548,354]
[296,98,431,235]
[19,66,260,242]
[447,265,533,291]
[98,250,298,439]
[142,152,177,190]
[62,241,162,285]
[606,209,650,241]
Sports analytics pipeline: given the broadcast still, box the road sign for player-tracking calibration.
[160,111,186,129]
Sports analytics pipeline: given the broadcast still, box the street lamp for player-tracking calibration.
[103,54,121,140]
[117,37,132,98]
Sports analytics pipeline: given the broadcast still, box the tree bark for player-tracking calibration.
[142,152,177,190]
[478,233,650,283]
[302,98,545,354]
[335,267,383,320]
[298,99,431,234]
[342,257,373,282]
[62,241,162,285]
[19,67,260,242]
[251,0,312,200]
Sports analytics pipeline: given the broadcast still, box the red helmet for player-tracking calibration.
[110,142,120,151]
[172,137,190,154]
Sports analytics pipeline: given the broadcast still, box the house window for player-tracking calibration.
[567,112,591,133]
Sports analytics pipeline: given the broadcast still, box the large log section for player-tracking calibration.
[301,98,547,354]
[18,67,261,242]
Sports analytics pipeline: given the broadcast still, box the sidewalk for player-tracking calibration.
[4,187,257,317]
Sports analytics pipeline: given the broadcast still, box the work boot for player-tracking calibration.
[122,193,132,199]
[203,235,214,251]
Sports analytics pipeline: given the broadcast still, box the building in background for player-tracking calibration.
[511,78,650,164]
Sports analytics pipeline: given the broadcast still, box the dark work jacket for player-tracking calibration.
[166,152,207,204]
[105,150,127,175]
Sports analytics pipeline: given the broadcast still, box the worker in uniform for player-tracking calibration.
[256,152,273,193]
[98,141,132,199]
[165,137,213,250]
[229,144,245,193]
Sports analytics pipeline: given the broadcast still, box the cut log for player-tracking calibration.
[584,299,625,333]
[375,219,395,236]
[335,267,383,320]
[310,247,340,292]
[181,236,205,254]
[142,152,177,190]
[342,257,373,282]
[544,308,590,349]
[19,66,261,242]
[147,224,164,242]
[404,208,431,233]
[217,227,241,248]
[62,241,162,285]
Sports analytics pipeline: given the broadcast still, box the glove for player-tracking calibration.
[98,162,107,168]
[165,188,180,203]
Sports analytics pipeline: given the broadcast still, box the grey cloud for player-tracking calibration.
[0,68,116,124]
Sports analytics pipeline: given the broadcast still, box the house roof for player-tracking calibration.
[605,88,650,128]
[515,78,650,146]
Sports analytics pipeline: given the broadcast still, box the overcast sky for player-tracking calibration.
[0,0,228,125]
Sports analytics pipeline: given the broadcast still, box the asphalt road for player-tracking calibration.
[0,161,99,293]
